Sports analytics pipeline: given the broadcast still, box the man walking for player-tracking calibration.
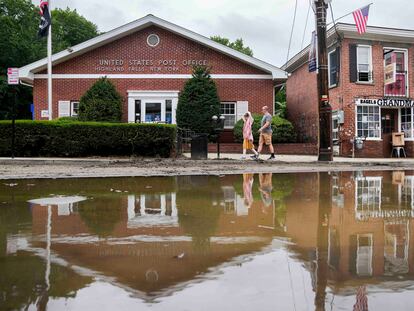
[254,106,275,160]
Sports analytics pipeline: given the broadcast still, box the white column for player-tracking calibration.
[141,101,146,123]
[127,96,135,123]
[161,100,166,123]
[172,98,178,124]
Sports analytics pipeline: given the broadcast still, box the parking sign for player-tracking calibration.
[7,68,19,85]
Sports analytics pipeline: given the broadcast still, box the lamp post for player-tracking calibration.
[212,115,225,159]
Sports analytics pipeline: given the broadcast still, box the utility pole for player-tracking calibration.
[315,0,333,161]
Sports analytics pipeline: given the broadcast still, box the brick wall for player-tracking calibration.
[33,25,274,120]
[287,37,414,158]
[286,61,318,143]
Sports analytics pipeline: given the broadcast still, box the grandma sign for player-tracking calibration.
[356,98,414,108]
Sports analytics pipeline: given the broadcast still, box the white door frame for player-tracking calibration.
[127,90,179,124]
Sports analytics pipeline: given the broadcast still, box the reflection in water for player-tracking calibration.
[0,172,414,310]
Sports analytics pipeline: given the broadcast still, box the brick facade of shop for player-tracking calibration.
[285,23,414,158]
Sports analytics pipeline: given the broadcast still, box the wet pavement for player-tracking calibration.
[1,171,414,310]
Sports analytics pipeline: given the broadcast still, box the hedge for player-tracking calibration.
[233,114,296,143]
[0,120,176,157]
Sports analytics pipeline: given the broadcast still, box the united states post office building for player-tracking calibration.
[284,23,414,158]
[19,14,286,137]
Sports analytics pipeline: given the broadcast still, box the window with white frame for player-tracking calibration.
[401,108,413,139]
[58,100,79,118]
[328,49,339,87]
[220,102,236,128]
[356,106,380,138]
[71,101,79,116]
[357,45,372,82]
[355,177,382,220]
[384,49,408,97]
[332,113,339,142]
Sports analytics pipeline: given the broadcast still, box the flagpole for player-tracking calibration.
[47,0,52,120]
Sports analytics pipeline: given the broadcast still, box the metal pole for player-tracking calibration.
[217,137,220,159]
[315,0,333,161]
[11,88,16,159]
[47,0,53,120]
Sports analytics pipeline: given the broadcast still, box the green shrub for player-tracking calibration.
[0,120,176,157]
[233,114,296,143]
[176,66,221,137]
[78,78,122,122]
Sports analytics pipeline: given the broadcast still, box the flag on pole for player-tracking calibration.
[352,5,370,34]
[308,31,318,72]
[38,0,51,37]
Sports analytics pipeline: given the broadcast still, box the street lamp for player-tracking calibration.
[211,115,225,159]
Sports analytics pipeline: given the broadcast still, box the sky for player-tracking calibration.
[33,0,413,67]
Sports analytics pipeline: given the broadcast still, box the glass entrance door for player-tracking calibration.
[145,102,162,123]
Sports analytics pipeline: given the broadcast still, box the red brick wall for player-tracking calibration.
[286,61,318,143]
[33,25,274,120]
[287,38,414,158]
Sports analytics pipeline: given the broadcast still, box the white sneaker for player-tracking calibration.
[240,155,246,160]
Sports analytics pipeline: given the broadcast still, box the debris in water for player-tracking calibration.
[3,183,18,187]
[174,253,185,259]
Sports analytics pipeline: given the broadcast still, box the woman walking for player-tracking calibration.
[241,112,259,159]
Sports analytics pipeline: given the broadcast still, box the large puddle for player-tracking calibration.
[1,171,414,310]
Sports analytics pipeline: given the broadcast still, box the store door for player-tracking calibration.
[381,109,398,157]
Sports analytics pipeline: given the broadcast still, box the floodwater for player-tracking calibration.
[1,171,414,311]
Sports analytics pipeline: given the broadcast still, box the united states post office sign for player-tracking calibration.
[356,98,414,108]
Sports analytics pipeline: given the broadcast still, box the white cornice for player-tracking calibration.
[284,23,414,73]
[19,14,286,83]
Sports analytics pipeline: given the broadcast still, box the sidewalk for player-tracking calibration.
[1,154,414,164]
[183,153,414,164]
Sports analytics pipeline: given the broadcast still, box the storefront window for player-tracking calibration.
[401,108,412,138]
[356,106,380,138]
[220,102,236,128]
[384,49,407,97]
[355,177,382,220]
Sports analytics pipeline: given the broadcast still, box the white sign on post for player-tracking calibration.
[7,68,19,85]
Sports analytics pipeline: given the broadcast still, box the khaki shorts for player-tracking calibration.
[259,132,272,146]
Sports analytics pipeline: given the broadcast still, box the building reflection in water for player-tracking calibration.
[1,172,414,310]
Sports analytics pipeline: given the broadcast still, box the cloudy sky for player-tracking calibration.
[35,0,412,67]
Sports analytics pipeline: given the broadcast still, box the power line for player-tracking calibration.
[301,0,312,49]
[286,0,298,65]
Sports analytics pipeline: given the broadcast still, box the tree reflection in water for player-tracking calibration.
[177,176,222,253]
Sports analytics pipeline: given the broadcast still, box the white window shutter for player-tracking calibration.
[236,101,249,121]
[58,101,70,117]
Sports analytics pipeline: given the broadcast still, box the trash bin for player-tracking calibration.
[191,133,208,159]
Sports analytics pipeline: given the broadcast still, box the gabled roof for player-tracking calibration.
[19,14,286,83]
[283,22,414,73]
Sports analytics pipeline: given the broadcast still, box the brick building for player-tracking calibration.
[284,23,414,158]
[18,14,286,138]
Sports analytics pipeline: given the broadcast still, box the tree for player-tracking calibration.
[78,77,122,122]
[51,8,99,53]
[210,36,253,56]
[176,66,221,136]
[274,87,287,118]
[0,0,99,120]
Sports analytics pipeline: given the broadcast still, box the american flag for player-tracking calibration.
[352,5,370,34]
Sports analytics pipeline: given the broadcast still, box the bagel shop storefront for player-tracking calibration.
[350,98,414,157]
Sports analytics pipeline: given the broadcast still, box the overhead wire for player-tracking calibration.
[286,0,299,65]
[301,0,312,49]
